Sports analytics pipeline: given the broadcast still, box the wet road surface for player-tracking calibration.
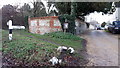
[80,30,119,66]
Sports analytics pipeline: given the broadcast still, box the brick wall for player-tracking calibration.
[28,16,62,35]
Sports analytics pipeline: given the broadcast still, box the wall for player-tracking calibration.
[28,16,62,35]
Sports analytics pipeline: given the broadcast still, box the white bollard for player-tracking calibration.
[68,47,75,54]
[7,20,13,40]
[49,57,59,65]
[49,57,62,65]
[9,34,12,41]
[57,46,67,52]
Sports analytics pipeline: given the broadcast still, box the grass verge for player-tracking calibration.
[2,30,86,66]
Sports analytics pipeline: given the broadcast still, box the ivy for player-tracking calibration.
[58,14,76,34]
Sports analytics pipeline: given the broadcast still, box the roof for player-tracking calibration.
[29,16,58,20]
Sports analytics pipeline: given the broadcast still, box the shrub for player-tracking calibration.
[44,31,81,41]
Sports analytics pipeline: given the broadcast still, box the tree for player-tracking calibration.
[56,2,113,34]
[58,2,77,34]
[19,3,32,16]
[55,2,113,16]
[55,2,71,15]
[31,0,47,17]
[19,3,32,28]
[2,4,18,29]
[101,22,106,27]
[2,4,31,29]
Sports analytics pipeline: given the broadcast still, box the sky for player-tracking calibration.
[0,0,117,24]
[0,0,58,14]
[85,7,118,24]
[85,2,118,24]
[85,11,116,24]
[0,0,33,8]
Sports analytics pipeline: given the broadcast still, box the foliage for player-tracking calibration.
[55,2,113,16]
[2,30,83,65]
[44,31,83,49]
[1,2,48,29]
[31,1,47,17]
[2,4,18,29]
[2,4,32,29]
[86,23,90,28]
[24,16,29,28]
[14,30,83,49]
[20,3,31,12]
[58,14,76,34]
[2,30,58,65]
[44,31,81,41]
[101,22,107,27]
[55,2,71,15]
[56,2,113,34]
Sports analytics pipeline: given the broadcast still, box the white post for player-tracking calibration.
[7,20,13,40]
[64,23,68,34]
[7,20,25,40]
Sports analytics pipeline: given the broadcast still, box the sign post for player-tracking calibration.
[64,23,68,33]
[63,19,68,34]
[7,20,25,40]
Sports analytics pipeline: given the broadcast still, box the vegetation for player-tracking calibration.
[58,14,76,34]
[2,2,47,29]
[2,2,115,29]
[31,2,47,17]
[44,32,81,40]
[2,30,58,65]
[55,2,113,16]
[2,30,84,66]
[2,1,119,66]
[101,22,107,27]
[56,2,114,34]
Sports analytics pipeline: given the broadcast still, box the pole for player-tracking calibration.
[7,20,25,41]
[8,20,13,40]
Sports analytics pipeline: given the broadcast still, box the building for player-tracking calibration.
[28,16,88,35]
[115,2,120,21]
[28,16,62,35]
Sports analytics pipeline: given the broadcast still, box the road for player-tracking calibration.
[80,30,119,66]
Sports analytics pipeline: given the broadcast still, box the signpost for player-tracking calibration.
[63,19,68,33]
[7,20,25,40]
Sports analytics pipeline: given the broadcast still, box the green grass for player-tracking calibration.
[105,29,110,32]
[44,32,83,50]
[14,30,83,50]
[2,29,83,65]
[0,29,2,51]
[2,30,58,63]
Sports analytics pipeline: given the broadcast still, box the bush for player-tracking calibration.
[101,22,106,27]
[58,14,76,34]
[44,31,81,41]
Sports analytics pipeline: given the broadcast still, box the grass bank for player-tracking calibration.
[2,30,87,66]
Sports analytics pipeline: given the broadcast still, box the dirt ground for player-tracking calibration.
[80,30,119,66]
